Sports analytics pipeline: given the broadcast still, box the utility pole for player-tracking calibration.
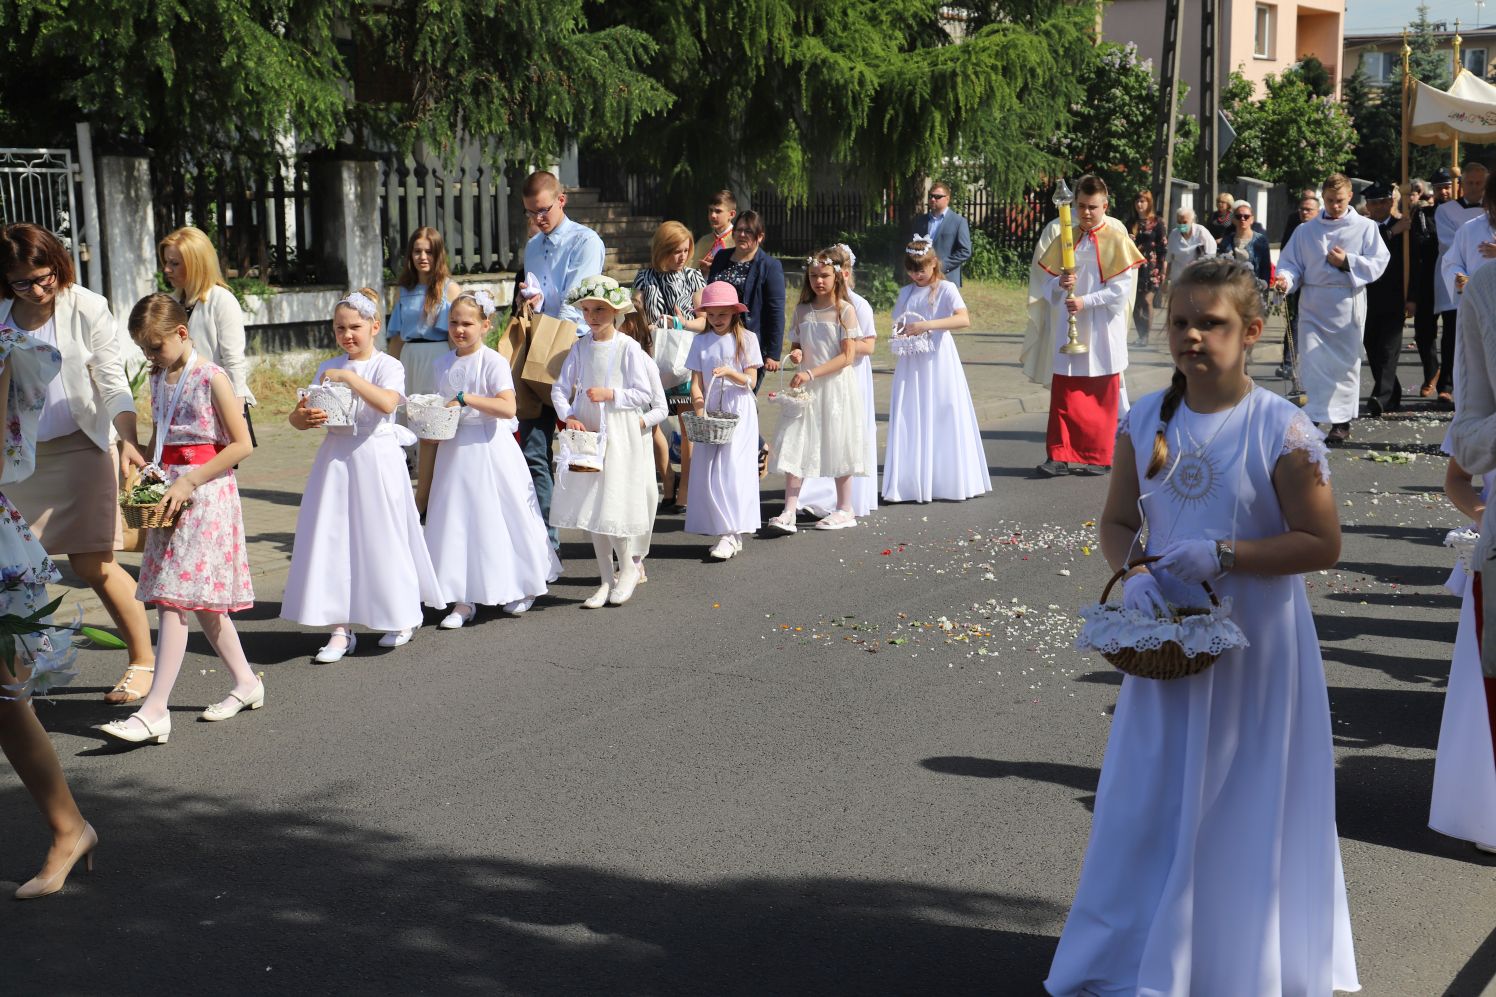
[1200,0,1220,207]
[1151,0,1182,220]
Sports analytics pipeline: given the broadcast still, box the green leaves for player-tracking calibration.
[79,626,128,650]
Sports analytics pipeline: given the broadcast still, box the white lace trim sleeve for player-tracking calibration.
[1281,412,1331,484]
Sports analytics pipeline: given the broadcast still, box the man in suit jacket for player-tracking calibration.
[913,182,973,285]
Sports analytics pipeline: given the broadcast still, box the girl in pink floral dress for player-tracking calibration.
[101,294,257,746]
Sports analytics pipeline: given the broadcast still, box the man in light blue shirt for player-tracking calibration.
[517,173,606,327]
[515,171,607,546]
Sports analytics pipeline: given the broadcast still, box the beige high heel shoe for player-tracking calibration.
[15,822,96,900]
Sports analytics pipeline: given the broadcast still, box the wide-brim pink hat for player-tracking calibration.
[699,280,749,313]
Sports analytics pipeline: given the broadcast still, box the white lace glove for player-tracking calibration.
[1152,540,1222,585]
[1122,571,1170,616]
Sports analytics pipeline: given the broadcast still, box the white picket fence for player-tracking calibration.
[381,141,515,275]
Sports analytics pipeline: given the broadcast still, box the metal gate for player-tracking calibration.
[0,145,91,285]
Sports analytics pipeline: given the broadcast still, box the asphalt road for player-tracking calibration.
[4,357,1495,996]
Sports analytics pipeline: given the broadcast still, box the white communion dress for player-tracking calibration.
[549,333,665,540]
[683,330,763,537]
[1429,432,1496,849]
[881,280,991,503]
[1051,385,1359,997]
[424,346,560,609]
[281,352,444,632]
[769,303,866,480]
[799,291,878,517]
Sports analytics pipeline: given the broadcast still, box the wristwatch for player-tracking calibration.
[1215,540,1236,572]
[456,391,467,407]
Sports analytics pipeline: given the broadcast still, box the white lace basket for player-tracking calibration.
[558,428,603,472]
[406,394,460,441]
[1446,526,1480,576]
[766,366,812,413]
[1075,557,1248,680]
[889,332,934,357]
[304,382,356,427]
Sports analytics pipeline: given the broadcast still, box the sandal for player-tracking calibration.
[105,663,155,705]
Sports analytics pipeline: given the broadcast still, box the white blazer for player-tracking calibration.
[184,284,254,404]
[0,285,133,452]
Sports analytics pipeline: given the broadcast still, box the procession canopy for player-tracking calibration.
[1410,72,1496,145]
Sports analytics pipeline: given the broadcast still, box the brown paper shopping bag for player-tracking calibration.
[520,311,578,403]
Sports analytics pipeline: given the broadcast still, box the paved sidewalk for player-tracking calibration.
[50,319,1271,624]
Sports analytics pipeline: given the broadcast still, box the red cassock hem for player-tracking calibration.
[1046,373,1120,465]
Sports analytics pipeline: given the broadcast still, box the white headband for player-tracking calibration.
[457,289,497,318]
[906,235,934,258]
[835,243,857,269]
[337,293,378,320]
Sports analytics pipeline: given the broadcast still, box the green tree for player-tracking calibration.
[1049,42,1158,204]
[588,0,1096,212]
[1221,65,1355,190]
[1294,55,1335,98]
[1341,64,1403,183]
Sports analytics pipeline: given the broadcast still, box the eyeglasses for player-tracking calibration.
[9,271,55,293]
[1234,213,1252,220]
[525,202,557,220]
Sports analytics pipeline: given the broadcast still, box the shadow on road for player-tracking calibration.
[920,756,1099,813]
[0,783,1063,995]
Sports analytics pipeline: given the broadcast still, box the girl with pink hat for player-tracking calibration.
[684,282,763,559]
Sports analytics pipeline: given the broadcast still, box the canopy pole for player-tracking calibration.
[1454,21,1464,175]
[1403,31,1413,299]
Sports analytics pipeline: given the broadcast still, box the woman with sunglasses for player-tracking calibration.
[1216,199,1272,288]
[0,224,153,703]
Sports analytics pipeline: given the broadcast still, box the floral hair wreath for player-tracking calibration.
[456,288,498,318]
[805,254,842,273]
[564,274,632,311]
[337,292,378,320]
[906,235,935,259]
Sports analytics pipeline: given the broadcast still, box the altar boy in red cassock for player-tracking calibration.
[1035,175,1144,477]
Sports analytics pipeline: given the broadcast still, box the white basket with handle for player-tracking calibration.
[558,428,604,472]
[406,394,460,441]
[304,382,356,427]
[680,375,740,445]
[766,365,812,413]
[889,311,933,358]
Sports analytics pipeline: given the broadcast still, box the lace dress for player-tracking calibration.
[136,360,253,613]
[1049,386,1359,996]
[799,292,879,518]
[769,303,866,479]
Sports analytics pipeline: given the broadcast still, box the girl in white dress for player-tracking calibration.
[683,281,762,559]
[281,290,443,660]
[1052,258,1358,996]
[798,243,878,519]
[550,276,666,608]
[882,237,991,503]
[1430,446,1496,852]
[421,291,560,628]
[764,250,866,534]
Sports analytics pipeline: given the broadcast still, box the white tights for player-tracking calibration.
[136,608,258,724]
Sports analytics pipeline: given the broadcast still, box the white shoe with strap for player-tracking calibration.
[100,712,171,745]
[200,681,265,722]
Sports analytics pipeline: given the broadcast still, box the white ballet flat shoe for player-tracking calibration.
[314,632,357,663]
[501,597,534,615]
[439,604,475,629]
[99,713,171,745]
[379,627,415,648]
[609,566,641,605]
[200,681,265,722]
[709,535,738,560]
[582,584,611,609]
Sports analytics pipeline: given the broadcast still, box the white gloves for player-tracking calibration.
[1122,571,1170,616]
[1152,539,1222,585]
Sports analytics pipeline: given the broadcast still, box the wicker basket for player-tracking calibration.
[120,501,181,530]
[558,427,603,472]
[1091,556,1224,681]
[406,394,460,441]
[681,376,740,445]
[305,382,356,427]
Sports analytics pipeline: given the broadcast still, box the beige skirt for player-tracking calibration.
[6,430,123,555]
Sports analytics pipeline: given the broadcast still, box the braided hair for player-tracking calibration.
[1145,257,1263,478]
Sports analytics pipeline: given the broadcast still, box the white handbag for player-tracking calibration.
[652,316,692,389]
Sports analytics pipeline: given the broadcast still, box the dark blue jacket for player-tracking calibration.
[709,250,786,361]
[1216,230,1273,284]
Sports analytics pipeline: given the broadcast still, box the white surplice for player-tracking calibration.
[1436,198,1485,314]
[1441,212,1496,312]
[1276,210,1391,424]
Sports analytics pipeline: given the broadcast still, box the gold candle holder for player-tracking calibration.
[1053,179,1087,355]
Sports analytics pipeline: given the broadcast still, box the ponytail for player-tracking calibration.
[1146,370,1187,479]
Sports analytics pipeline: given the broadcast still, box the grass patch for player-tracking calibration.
[249,352,337,418]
